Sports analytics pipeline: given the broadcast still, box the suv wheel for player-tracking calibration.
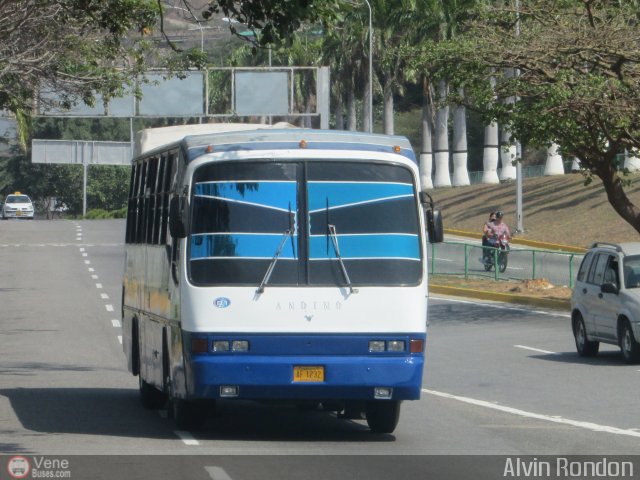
[573,313,599,357]
[620,321,640,364]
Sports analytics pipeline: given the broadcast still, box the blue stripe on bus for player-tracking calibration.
[307,182,414,211]
[308,234,419,260]
[194,181,296,211]
[190,233,297,259]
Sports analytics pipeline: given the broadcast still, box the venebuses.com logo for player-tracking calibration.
[7,456,30,479]
[6,456,71,479]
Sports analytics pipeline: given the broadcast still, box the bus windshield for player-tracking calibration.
[188,160,422,287]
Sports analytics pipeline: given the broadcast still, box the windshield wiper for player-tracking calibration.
[328,224,358,295]
[256,202,296,295]
[256,228,292,295]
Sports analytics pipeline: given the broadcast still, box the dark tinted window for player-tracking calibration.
[587,253,610,286]
[307,162,421,286]
[187,160,421,287]
[576,252,593,282]
[189,162,299,286]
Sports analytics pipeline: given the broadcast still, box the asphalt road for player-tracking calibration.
[0,220,638,479]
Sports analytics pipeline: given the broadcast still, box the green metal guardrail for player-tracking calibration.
[429,241,582,288]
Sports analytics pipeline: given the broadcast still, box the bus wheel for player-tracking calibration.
[172,398,209,430]
[139,376,167,409]
[365,400,401,434]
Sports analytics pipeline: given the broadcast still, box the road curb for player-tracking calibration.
[429,284,571,311]
[444,228,587,254]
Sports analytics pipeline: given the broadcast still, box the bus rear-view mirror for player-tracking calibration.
[420,191,443,243]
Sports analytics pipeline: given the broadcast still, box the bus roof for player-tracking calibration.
[134,122,294,157]
[134,123,416,163]
[183,128,416,163]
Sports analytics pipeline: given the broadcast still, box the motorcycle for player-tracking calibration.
[482,232,510,273]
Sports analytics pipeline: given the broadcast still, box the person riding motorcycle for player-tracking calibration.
[482,212,497,262]
[482,211,512,264]
[489,211,512,244]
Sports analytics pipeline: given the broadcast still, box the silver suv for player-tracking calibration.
[572,242,640,363]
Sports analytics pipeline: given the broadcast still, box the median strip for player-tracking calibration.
[429,284,570,310]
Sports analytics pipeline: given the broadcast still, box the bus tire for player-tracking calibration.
[365,400,401,434]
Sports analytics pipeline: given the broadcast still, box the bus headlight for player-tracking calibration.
[387,340,405,352]
[232,340,249,352]
[212,340,230,352]
[369,340,385,352]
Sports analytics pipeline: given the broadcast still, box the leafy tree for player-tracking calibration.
[202,0,341,47]
[412,0,640,234]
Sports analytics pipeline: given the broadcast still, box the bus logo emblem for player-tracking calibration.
[214,297,231,308]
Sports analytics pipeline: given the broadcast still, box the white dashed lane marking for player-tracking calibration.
[75,225,121,348]
[514,345,559,355]
[205,466,233,480]
[175,431,200,446]
[423,388,640,438]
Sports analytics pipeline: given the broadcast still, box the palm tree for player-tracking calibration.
[452,87,470,186]
[418,76,434,189]
[482,121,500,183]
[433,79,452,187]
[322,6,365,131]
[405,0,481,189]
[367,0,417,135]
[279,35,323,127]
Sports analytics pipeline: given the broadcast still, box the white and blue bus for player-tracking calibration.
[122,124,443,433]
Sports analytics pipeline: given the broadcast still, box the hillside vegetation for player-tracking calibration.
[431,172,640,248]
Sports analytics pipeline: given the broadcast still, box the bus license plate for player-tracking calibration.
[293,366,324,382]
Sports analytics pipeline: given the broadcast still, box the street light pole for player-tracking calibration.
[515,0,524,233]
[364,0,373,133]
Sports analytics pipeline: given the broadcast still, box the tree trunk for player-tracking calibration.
[363,76,372,133]
[383,79,394,135]
[482,76,500,184]
[499,128,517,180]
[420,76,434,190]
[334,89,344,130]
[544,143,565,175]
[624,150,640,172]
[598,164,640,234]
[347,89,357,131]
[452,89,470,186]
[433,79,451,188]
[482,121,500,184]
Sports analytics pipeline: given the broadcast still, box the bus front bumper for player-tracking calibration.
[186,355,424,401]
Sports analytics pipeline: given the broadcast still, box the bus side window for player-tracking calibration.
[153,155,166,245]
[125,164,138,244]
[136,161,148,244]
[145,157,158,244]
[161,152,176,246]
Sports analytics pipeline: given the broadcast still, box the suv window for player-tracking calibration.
[623,254,640,288]
[576,251,594,282]
[587,253,611,286]
[603,257,619,285]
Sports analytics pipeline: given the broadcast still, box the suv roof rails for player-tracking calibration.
[589,242,622,252]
